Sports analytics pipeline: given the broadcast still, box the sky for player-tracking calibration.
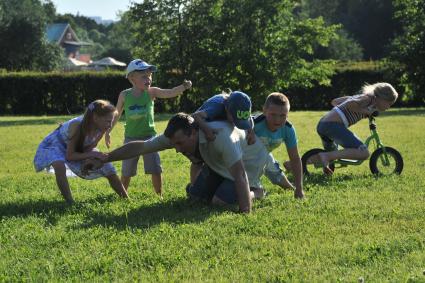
[51,0,142,21]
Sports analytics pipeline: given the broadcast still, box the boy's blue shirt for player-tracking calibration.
[196,94,227,121]
[253,114,298,152]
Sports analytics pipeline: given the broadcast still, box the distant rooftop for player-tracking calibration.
[46,23,90,46]
[46,23,70,43]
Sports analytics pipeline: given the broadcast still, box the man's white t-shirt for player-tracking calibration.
[198,121,268,188]
[142,121,270,188]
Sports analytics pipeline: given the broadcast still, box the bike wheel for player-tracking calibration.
[301,148,335,176]
[369,147,403,175]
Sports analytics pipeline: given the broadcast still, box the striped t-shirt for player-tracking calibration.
[335,94,376,127]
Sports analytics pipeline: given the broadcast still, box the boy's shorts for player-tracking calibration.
[316,121,365,151]
[186,164,256,204]
[121,136,162,177]
[264,153,286,185]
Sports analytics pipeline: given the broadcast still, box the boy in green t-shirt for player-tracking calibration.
[107,59,192,197]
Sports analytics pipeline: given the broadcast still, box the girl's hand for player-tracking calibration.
[105,132,111,149]
[82,158,104,175]
[182,80,192,90]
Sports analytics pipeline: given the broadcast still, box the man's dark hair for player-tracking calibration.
[164,112,198,138]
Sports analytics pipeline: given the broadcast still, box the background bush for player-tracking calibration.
[0,62,414,115]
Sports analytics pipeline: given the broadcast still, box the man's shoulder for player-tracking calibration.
[201,121,244,146]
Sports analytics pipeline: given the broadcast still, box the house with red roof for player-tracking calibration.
[46,23,91,61]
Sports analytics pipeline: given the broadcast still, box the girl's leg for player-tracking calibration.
[107,174,129,198]
[319,147,370,167]
[51,161,74,204]
[317,122,369,169]
[151,173,162,197]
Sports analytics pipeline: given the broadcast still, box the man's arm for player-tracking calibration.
[228,160,252,213]
[106,134,172,162]
[287,146,304,199]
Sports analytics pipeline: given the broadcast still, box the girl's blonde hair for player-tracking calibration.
[76,99,116,152]
[362,82,398,103]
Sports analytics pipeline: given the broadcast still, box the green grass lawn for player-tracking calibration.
[0,109,424,281]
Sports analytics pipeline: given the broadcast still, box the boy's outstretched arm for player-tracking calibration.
[287,146,304,199]
[150,80,192,98]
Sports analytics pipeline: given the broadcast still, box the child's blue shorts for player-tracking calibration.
[317,121,365,151]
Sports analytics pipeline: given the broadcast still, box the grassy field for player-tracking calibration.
[0,109,424,281]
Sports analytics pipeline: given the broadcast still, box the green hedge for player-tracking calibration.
[0,67,407,115]
[0,71,128,115]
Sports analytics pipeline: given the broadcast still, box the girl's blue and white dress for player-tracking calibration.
[34,116,116,180]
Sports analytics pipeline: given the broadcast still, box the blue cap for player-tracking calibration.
[226,91,253,130]
[126,59,157,78]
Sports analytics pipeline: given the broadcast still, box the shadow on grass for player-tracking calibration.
[0,194,117,225]
[303,173,360,188]
[78,197,225,231]
[0,192,224,230]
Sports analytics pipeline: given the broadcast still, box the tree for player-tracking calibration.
[0,0,63,71]
[390,0,425,105]
[100,11,135,63]
[315,29,364,61]
[129,0,338,110]
[299,0,399,60]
